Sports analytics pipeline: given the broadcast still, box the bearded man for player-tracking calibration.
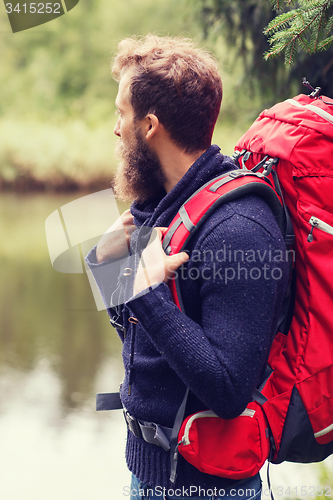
[86,35,289,500]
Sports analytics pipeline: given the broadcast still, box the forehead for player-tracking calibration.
[115,68,134,110]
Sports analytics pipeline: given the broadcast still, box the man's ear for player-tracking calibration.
[144,114,160,141]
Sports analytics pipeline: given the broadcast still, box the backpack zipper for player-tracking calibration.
[181,408,256,446]
[182,411,217,446]
[307,216,333,242]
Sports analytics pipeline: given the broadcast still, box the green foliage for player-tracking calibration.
[264,0,333,64]
[2,0,332,191]
[0,0,198,122]
[0,0,200,189]
[194,0,333,101]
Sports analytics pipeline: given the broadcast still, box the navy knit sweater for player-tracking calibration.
[86,145,289,492]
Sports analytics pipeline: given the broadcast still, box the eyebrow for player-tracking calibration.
[115,99,124,114]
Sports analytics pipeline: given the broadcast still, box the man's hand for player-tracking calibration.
[133,227,189,296]
[96,209,136,263]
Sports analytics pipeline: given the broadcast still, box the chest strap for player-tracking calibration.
[96,392,123,411]
[96,392,173,451]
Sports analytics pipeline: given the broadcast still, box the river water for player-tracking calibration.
[0,192,331,500]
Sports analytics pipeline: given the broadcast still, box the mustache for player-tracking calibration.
[114,139,127,161]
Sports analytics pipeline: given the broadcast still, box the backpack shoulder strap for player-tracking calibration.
[162,169,288,310]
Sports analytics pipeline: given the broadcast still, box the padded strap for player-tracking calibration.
[163,171,286,262]
[162,218,182,254]
[179,205,195,232]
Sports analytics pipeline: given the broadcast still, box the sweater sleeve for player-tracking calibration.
[85,246,137,332]
[127,210,289,419]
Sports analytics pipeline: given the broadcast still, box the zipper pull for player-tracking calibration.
[170,440,183,485]
[307,217,319,242]
[174,438,184,460]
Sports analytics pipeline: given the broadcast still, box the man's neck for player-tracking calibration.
[143,118,208,193]
[159,142,207,193]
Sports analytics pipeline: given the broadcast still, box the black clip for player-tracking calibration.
[262,157,279,176]
[232,149,246,167]
[242,151,252,170]
[302,77,322,99]
[110,317,126,336]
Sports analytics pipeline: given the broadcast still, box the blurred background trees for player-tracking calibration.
[1,0,332,189]
[0,0,200,189]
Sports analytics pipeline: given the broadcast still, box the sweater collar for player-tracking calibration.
[130,145,236,229]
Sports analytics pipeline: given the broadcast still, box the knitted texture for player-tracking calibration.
[86,145,289,491]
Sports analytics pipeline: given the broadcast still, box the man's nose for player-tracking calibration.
[114,118,121,137]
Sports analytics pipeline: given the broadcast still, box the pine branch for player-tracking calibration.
[318,34,333,48]
[269,0,282,11]
[264,12,298,36]
[298,33,312,53]
[264,0,333,64]
[313,2,328,50]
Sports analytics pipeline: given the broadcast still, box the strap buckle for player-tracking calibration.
[124,410,142,439]
[123,409,172,451]
[140,422,171,451]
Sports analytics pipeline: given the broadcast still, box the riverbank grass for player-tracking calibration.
[0,117,249,191]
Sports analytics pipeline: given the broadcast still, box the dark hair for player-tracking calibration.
[112,35,222,153]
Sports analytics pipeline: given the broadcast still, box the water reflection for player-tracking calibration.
[0,359,130,500]
[0,192,130,499]
[0,192,126,411]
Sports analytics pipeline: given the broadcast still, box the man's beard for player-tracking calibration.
[113,129,166,203]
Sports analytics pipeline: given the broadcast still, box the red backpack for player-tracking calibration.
[163,85,333,482]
